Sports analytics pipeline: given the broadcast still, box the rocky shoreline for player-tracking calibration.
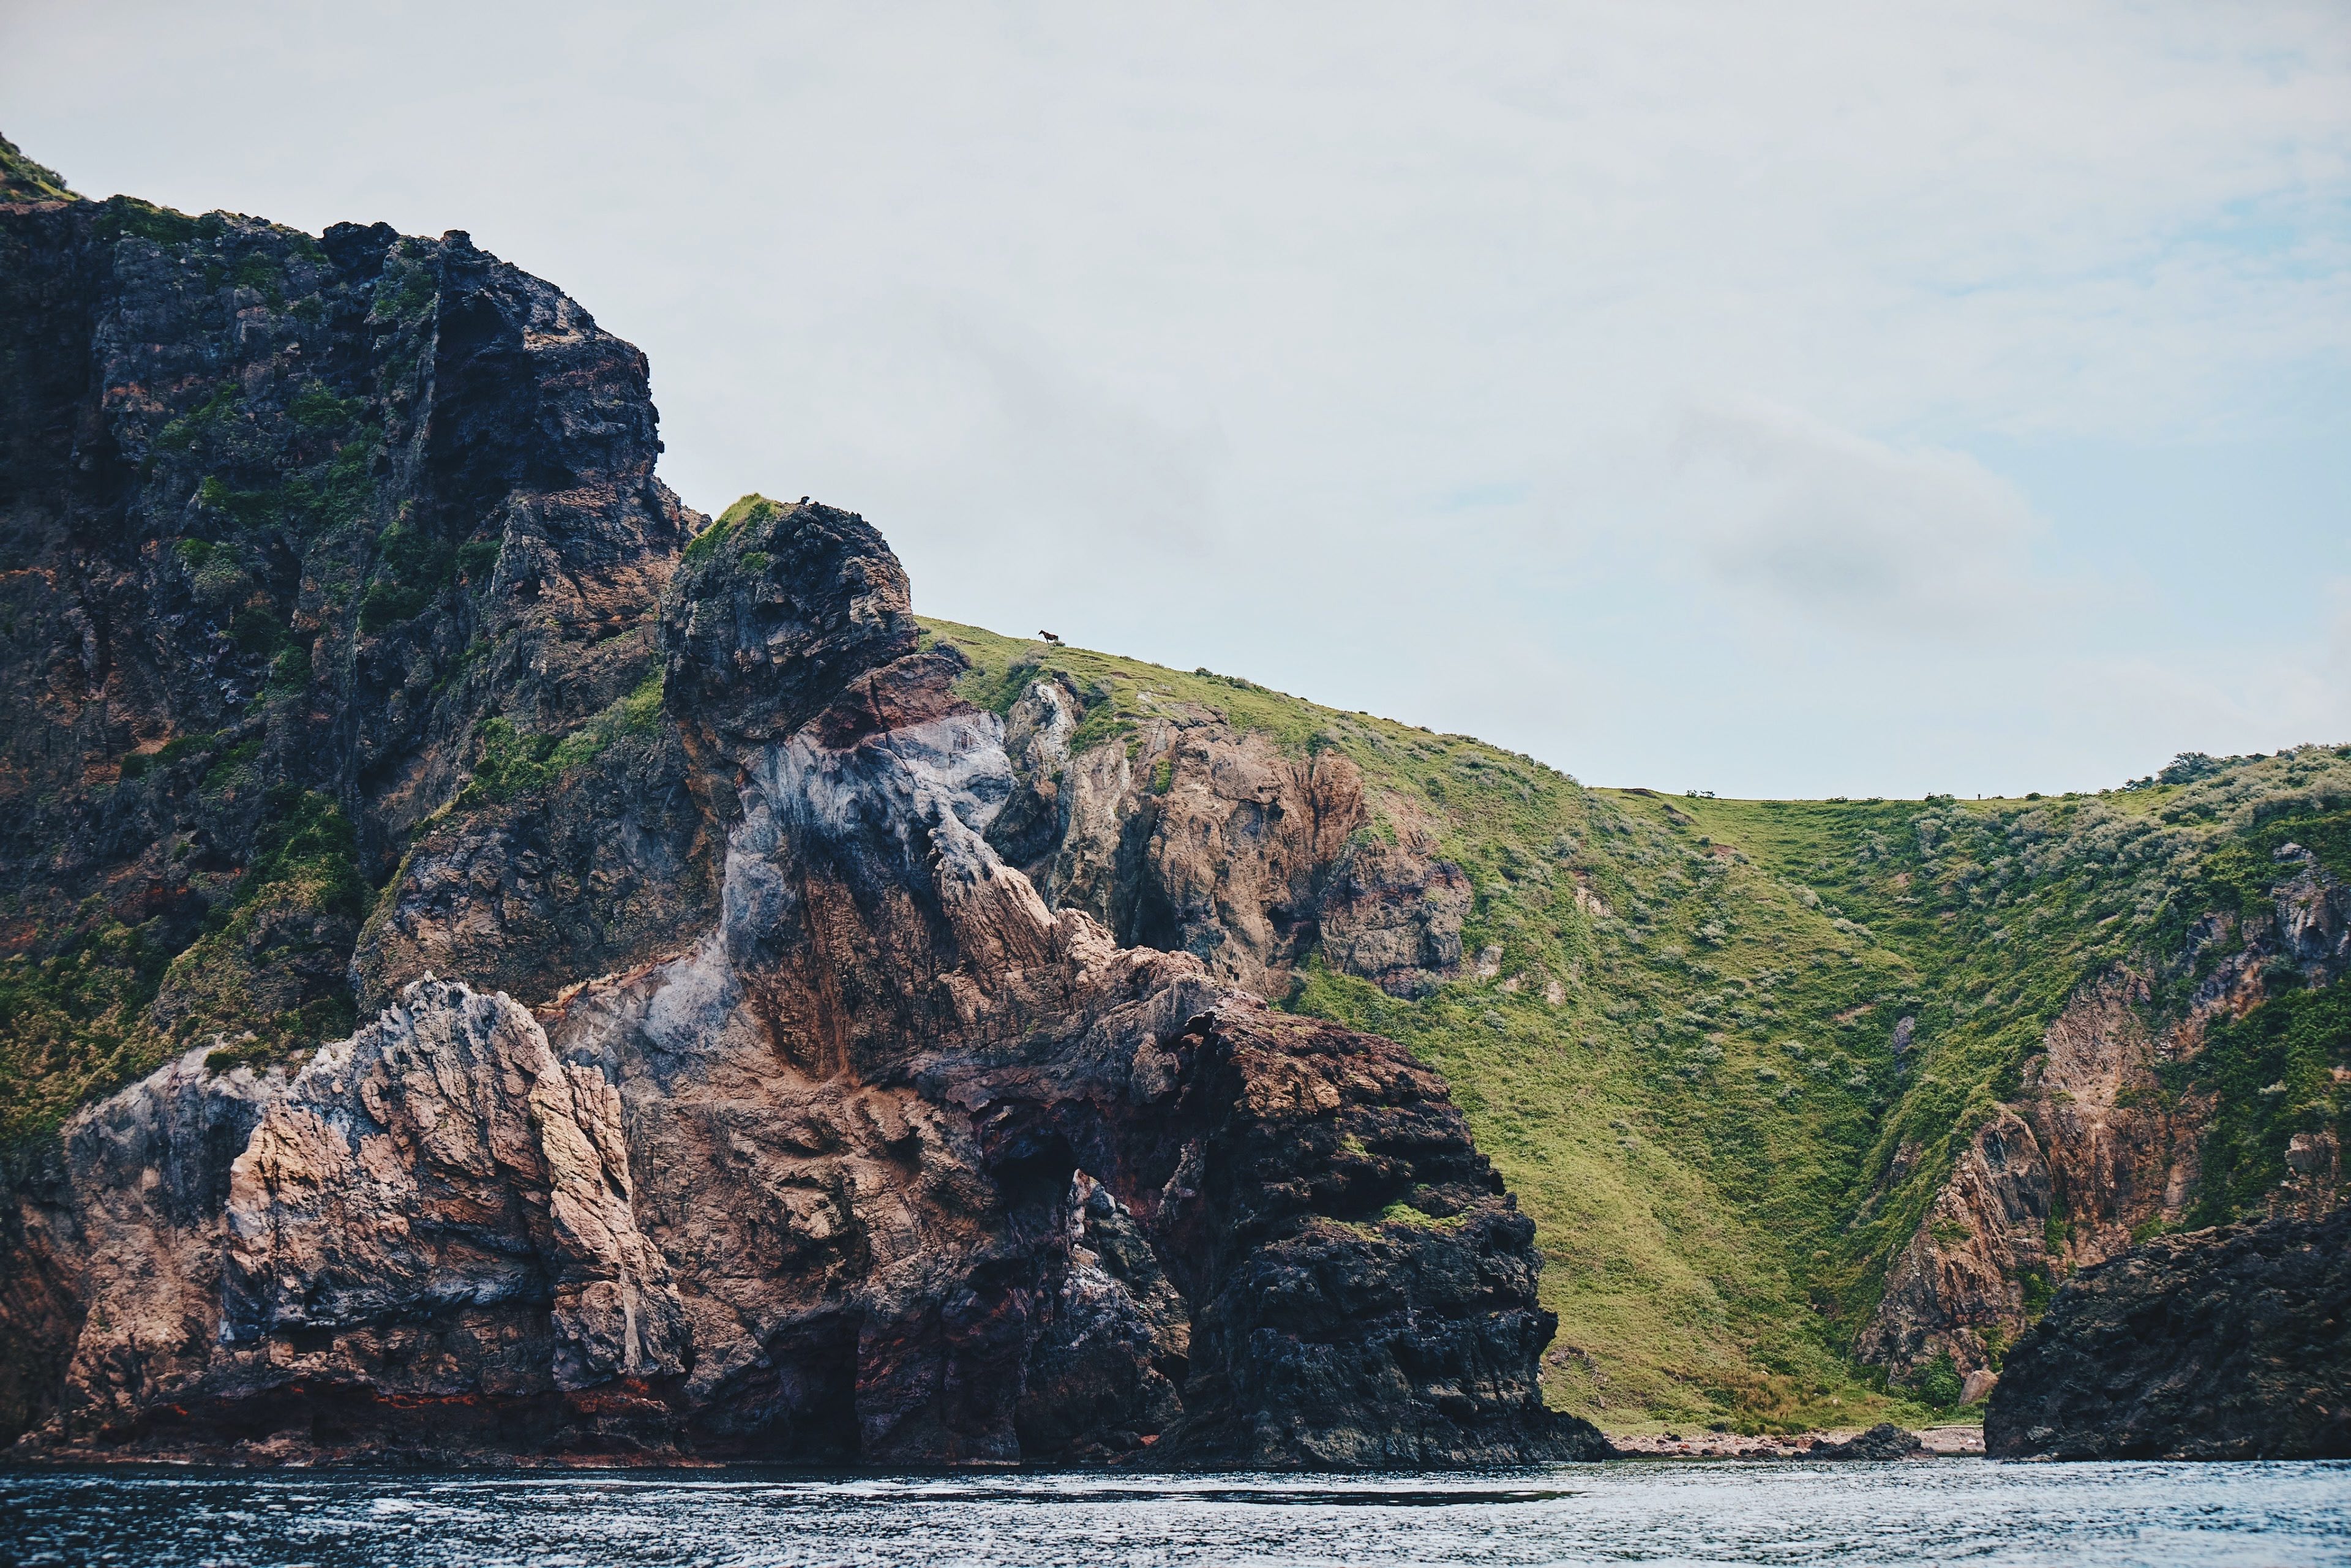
[1605,1424,1981,1459]
[0,1423,1981,1468]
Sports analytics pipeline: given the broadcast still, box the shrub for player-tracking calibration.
[287,380,361,433]
[1913,1349,1963,1409]
[119,732,217,780]
[457,538,501,582]
[266,643,312,692]
[358,578,431,632]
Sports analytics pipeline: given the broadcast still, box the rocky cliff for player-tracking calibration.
[1859,849,2350,1379]
[0,154,1599,1466]
[1985,1208,2351,1460]
[6,135,2348,1447]
[0,176,696,1130]
[986,671,1472,1002]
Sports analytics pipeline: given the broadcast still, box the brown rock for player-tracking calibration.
[1859,918,2345,1378]
[991,681,1469,1001]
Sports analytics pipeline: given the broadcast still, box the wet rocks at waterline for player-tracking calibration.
[1987,1209,2351,1461]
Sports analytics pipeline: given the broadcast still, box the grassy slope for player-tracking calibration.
[925,618,2351,1433]
[925,620,1922,1428]
[0,133,80,203]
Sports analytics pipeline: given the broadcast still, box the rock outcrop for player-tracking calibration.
[989,676,1471,1000]
[0,154,1599,1467]
[0,179,697,1133]
[1861,857,2351,1377]
[1807,1422,1922,1460]
[1859,972,2205,1377]
[1986,1209,2351,1460]
[15,956,1592,1465]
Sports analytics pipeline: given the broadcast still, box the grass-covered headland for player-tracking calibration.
[926,619,2351,1434]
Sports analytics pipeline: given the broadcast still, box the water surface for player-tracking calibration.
[5,1460,2346,1567]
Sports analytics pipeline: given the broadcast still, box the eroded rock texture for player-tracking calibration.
[989,676,1471,1000]
[0,187,700,1131]
[1986,1209,2351,1460]
[0,184,1594,1466]
[1860,861,2351,1378]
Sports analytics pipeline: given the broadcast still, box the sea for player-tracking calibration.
[2,1460,2346,1567]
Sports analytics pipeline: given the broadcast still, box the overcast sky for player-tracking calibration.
[9,2,2348,797]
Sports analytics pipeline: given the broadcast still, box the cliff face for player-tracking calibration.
[0,171,1596,1466]
[1859,857,2350,1378]
[988,673,1472,1002]
[1985,1208,2351,1460]
[0,187,697,1141]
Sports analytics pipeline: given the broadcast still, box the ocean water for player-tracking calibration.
[2,1460,2346,1567]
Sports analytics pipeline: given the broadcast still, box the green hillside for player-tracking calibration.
[0,133,80,203]
[925,618,2351,1433]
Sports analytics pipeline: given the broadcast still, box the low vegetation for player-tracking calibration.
[456,670,664,809]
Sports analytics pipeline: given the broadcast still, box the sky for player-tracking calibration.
[7,1,2349,798]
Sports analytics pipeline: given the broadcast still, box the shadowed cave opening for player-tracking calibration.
[694,1312,863,1463]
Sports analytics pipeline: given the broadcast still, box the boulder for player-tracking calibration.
[1987,1209,2351,1460]
[1810,1423,1922,1460]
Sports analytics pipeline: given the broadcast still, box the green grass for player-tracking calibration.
[154,790,366,1074]
[454,670,666,810]
[0,912,174,1145]
[0,133,80,203]
[2170,981,2351,1224]
[681,493,783,565]
[0,790,366,1142]
[89,198,203,247]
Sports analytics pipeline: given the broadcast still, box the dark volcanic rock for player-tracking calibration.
[0,176,697,1139]
[1809,1422,1922,1460]
[1986,1209,2351,1460]
[0,144,1598,1468]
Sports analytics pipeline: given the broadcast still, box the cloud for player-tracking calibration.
[915,309,1225,554]
[3,0,2346,795]
[2248,577,2351,745]
[1653,398,2056,638]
